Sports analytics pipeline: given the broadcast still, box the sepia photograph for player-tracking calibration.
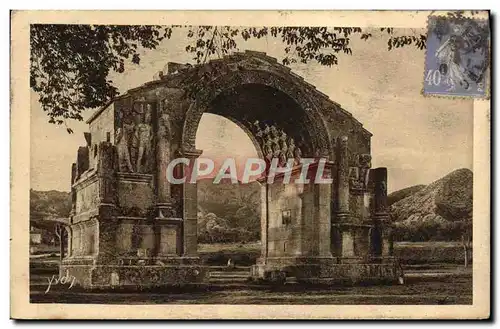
[10,10,491,319]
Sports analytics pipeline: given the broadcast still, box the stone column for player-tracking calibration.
[181,149,203,257]
[370,167,388,217]
[369,226,382,262]
[260,182,268,258]
[341,229,356,257]
[336,136,350,221]
[317,169,333,257]
[334,137,351,262]
[155,100,174,218]
[354,226,371,260]
[96,142,118,264]
[331,226,342,257]
[97,142,116,205]
[382,226,394,256]
[70,163,77,217]
[369,168,390,258]
[65,226,73,257]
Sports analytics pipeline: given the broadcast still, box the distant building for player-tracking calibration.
[30,226,42,245]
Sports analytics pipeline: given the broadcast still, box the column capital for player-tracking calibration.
[333,212,350,223]
[155,202,178,219]
[372,213,391,224]
[177,148,203,158]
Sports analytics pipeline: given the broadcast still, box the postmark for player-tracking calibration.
[423,15,490,97]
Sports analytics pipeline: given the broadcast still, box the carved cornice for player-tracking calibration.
[331,223,374,229]
[177,148,203,158]
[73,170,98,190]
[116,172,153,184]
[116,205,155,218]
[71,210,99,224]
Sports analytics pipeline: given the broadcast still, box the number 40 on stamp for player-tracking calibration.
[423,15,490,97]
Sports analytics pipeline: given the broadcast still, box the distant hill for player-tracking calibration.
[29,190,71,249]
[30,189,71,218]
[387,184,426,207]
[197,178,261,242]
[32,168,471,244]
[390,168,473,241]
[29,181,262,243]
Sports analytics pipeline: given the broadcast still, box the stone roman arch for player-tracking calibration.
[180,67,333,159]
[61,50,399,288]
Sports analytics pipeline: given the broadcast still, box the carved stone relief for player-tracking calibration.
[248,120,303,166]
[116,101,154,174]
[349,154,372,194]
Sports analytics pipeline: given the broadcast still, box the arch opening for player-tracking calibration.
[188,82,328,264]
[181,70,333,160]
[195,113,263,258]
[206,83,315,158]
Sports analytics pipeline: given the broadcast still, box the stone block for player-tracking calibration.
[341,231,355,257]
[117,178,154,212]
[159,226,178,255]
[62,264,208,289]
[139,225,155,250]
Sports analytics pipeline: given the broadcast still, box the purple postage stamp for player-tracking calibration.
[423,15,490,97]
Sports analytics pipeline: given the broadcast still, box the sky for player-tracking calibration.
[30,27,473,193]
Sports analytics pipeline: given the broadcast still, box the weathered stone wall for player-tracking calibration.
[70,219,99,257]
[115,175,154,214]
[266,183,307,257]
[320,103,372,157]
[158,225,178,255]
[89,103,115,170]
[349,194,368,223]
[115,221,135,254]
[74,177,99,215]
[90,103,115,145]
[264,163,333,259]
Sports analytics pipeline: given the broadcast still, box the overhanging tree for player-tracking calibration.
[30,24,428,131]
[31,11,488,129]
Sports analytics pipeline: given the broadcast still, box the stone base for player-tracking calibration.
[251,256,401,284]
[61,257,208,289]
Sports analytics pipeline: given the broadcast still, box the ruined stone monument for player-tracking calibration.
[62,51,399,288]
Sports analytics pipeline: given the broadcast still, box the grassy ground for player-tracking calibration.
[394,241,468,265]
[395,241,462,248]
[30,241,472,305]
[30,274,472,304]
[30,241,469,270]
[198,242,261,253]
[197,241,469,266]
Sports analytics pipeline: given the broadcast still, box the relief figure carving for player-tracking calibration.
[131,104,153,173]
[116,116,134,172]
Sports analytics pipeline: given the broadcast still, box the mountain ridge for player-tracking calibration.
[29,168,472,243]
[390,168,472,241]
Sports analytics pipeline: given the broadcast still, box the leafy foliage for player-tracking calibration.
[31,24,427,127]
[184,26,370,67]
[30,24,172,128]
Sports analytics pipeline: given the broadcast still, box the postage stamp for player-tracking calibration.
[423,15,490,97]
